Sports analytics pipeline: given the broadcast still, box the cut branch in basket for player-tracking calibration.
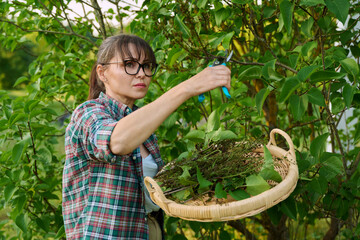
[154,137,283,203]
[145,128,298,222]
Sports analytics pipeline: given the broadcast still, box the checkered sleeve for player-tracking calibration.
[78,102,128,163]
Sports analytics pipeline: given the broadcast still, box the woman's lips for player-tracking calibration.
[134,83,146,88]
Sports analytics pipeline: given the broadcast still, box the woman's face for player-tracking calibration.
[99,44,152,107]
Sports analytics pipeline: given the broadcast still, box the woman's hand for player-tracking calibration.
[184,65,231,97]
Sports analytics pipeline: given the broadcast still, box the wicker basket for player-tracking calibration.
[144,129,298,222]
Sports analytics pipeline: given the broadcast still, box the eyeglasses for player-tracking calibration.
[101,60,158,77]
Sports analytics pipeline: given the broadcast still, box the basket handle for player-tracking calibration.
[144,176,171,213]
[267,129,296,161]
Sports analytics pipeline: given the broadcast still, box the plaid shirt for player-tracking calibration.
[62,92,164,239]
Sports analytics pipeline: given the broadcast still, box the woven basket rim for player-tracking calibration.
[144,128,299,222]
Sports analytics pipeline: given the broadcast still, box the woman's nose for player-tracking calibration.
[137,66,146,77]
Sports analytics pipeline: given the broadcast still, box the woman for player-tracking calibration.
[62,34,231,239]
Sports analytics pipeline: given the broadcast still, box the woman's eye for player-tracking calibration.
[125,61,136,68]
[143,63,151,69]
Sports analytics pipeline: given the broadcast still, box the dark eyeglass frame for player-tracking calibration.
[100,60,158,77]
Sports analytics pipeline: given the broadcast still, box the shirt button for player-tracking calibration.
[133,156,136,160]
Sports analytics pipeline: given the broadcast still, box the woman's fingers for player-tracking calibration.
[188,65,231,96]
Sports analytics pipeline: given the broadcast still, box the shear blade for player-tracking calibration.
[226,50,234,62]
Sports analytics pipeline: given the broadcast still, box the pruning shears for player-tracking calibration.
[198,50,233,103]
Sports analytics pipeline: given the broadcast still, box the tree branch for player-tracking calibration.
[37,0,67,30]
[58,0,74,32]
[230,59,298,74]
[90,0,107,38]
[0,18,98,47]
[348,150,360,179]
[227,220,257,240]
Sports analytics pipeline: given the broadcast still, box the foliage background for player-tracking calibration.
[0,0,360,239]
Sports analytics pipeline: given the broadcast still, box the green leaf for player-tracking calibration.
[9,113,27,126]
[229,189,250,200]
[56,66,66,79]
[260,146,282,182]
[261,59,277,80]
[320,156,344,180]
[212,129,238,141]
[13,76,28,87]
[174,15,191,38]
[215,8,231,27]
[215,183,228,199]
[318,16,332,33]
[307,175,327,194]
[13,195,26,216]
[354,123,360,144]
[37,147,53,163]
[255,88,271,114]
[238,66,262,81]
[331,97,345,114]
[15,213,27,233]
[4,184,17,203]
[222,31,234,50]
[55,225,66,239]
[306,88,326,106]
[340,58,359,80]
[280,0,293,34]
[207,110,220,132]
[289,54,299,69]
[232,0,252,3]
[36,217,50,232]
[209,34,226,48]
[184,130,205,142]
[324,0,350,24]
[197,168,212,190]
[262,145,274,170]
[163,112,179,128]
[343,84,354,108]
[264,6,276,18]
[301,41,317,58]
[12,140,26,163]
[280,198,297,220]
[24,100,40,113]
[197,0,207,8]
[310,133,330,158]
[289,53,299,68]
[300,0,325,7]
[246,175,270,196]
[43,107,58,116]
[260,168,282,182]
[65,38,73,52]
[179,166,196,185]
[350,45,360,58]
[169,50,188,67]
[297,65,319,82]
[267,206,282,225]
[310,70,346,83]
[42,62,55,75]
[278,77,301,103]
[301,17,315,37]
[289,95,307,121]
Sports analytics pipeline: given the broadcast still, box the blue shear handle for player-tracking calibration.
[198,94,205,102]
[217,62,231,99]
[222,86,231,99]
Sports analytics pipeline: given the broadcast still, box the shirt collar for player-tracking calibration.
[98,92,138,119]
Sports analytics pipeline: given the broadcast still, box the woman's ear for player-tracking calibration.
[96,64,107,83]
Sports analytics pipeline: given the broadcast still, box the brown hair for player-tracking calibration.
[88,34,157,100]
